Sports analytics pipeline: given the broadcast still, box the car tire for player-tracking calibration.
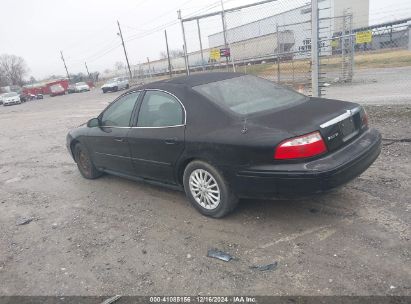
[73,143,103,179]
[126,84,130,89]
[113,86,118,92]
[183,160,238,218]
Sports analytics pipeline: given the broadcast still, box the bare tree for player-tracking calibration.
[159,51,167,59]
[114,61,125,71]
[0,54,29,86]
[170,49,184,58]
[159,49,184,60]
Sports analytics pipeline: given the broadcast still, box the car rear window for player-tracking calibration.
[192,75,308,115]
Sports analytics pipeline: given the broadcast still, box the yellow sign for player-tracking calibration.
[210,48,220,60]
[356,31,372,44]
[331,39,339,48]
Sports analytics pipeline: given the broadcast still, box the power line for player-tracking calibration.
[87,44,122,63]
[123,0,225,43]
[122,0,197,37]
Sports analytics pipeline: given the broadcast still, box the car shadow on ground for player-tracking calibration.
[98,173,355,224]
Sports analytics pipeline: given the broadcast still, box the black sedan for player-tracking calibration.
[66,73,381,218]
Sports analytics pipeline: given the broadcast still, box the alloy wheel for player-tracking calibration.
[77,149,91,175]
[189,169,221,210]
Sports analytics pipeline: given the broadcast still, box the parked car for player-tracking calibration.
[67,73,381,218]
[20,93,35,102]
[0,93,7,105]
[2,92,21,105]
[50,84,65,97]
[36,93,44,99]
[74,82,90,93]
[67,84,76,94]
[101,77,129,93]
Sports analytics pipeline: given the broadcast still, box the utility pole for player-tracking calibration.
[311,0,320,97]
[117,20,133,79]
[60,50,70,82]
[178,9,190,75]
[84,62,91,80]
[147,57,152,79]
[164,30,173,78]
[220,0,235,72]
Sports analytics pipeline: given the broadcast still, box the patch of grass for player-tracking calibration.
[243,49,411,78]
[354,49,411,68]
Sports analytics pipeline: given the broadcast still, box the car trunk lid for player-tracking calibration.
[248,97,363,153]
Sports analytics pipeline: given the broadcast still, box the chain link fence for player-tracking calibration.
[181,0,317,94]
[318,10,411,102]
[126,0,411,103]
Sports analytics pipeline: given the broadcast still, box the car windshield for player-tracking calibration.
[192,75,308,116]
[4,92,18,97]
[76,82,86,86]
[110,78,120,82]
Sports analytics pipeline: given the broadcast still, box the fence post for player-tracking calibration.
[276,24,280,83]
[311,0,320,97]
[178,10,190,75]
[196,19,205,71]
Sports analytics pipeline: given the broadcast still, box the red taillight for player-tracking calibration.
[360,109,368,128]
[274,131,327,160]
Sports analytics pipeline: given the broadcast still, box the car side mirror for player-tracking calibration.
[87,118,100,128]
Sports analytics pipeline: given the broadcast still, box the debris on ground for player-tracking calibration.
[16,217,34,226]
[100,295,121,304]
[207,249,234,262]
[249,261,278,271]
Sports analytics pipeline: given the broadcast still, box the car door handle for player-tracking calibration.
[114,137,127,143]
[164,138,178,145]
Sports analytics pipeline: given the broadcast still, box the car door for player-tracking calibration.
[127,90,186,184]
[86,91,140,175]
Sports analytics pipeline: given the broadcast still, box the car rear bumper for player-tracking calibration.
[233,128,381,198]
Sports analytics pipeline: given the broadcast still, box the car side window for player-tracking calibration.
[101,92,140,127]
[137,91,184,127]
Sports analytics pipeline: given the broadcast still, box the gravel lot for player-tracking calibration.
[324,66,411,105]
[0,88,410,296]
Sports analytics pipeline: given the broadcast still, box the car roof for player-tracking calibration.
[129,72,245,93]
[157,72,244,87]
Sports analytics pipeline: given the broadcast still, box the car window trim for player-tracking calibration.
[98,90,141,128]
[132,88,187,129]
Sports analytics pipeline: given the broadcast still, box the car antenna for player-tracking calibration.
[241,117,248,134]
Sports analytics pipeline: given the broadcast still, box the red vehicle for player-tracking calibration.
[50,84,66,97]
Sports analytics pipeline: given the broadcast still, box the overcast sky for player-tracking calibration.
[1,0,410,79]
